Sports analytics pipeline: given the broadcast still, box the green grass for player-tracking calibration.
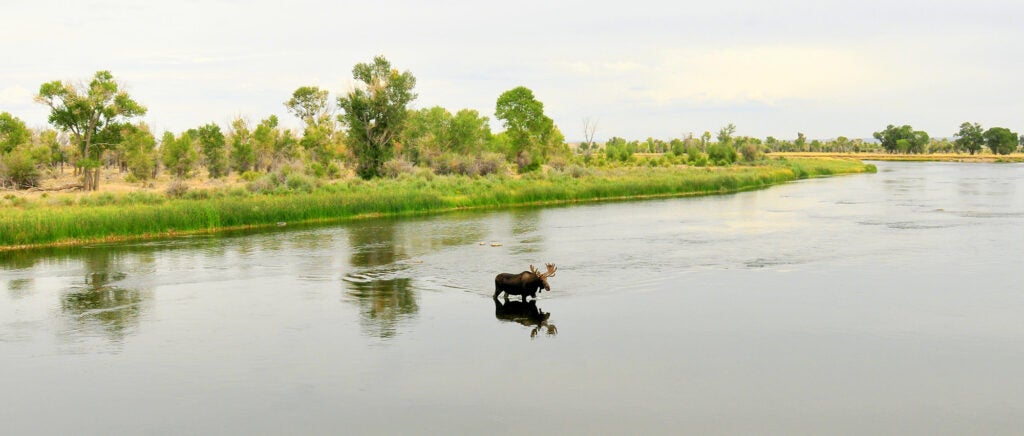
[0,158,873,249]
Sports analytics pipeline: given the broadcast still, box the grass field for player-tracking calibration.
[0,158,874,250]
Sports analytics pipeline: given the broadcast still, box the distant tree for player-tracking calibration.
[982,127,1019,155]
[0,112,31,154]
[954,122,985,155]
[873,124,929,154]
[337,55,418,179]
[495,86,559,170]
[36,71,147,190]
[716,123,736,146]
[161,131,198,179]
[582,117,598,155]
[794,132,807,152]
[229,118,255,173]
[287,86,339,168]
[196,123,228,178]
[285,86,331,124]
[122,123,157,181]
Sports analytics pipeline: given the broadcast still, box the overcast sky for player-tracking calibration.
[2,0,1023,141]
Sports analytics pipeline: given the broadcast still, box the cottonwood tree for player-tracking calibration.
[0,112,31,154]
[286,86,339,167]
[337,56,418,179]
[36,71,146,190]
[228,118,255,173]
[495,86,560,170]
[954,122,985,155]
[982,127,1019,155]
[196,123,228,178]
[873,124,929,154]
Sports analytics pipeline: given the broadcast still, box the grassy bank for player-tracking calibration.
[774,152,1024,163]
[0,158,873,250]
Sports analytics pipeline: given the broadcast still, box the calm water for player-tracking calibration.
[2,161,1023,434]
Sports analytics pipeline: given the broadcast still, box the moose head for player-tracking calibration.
[529,263,558,292]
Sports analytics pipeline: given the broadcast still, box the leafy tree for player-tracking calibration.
[229,118,255,173]
[161,131,198,179]
[122,123,157,181]
[495,86,559,170]
[794,132,807,152]
[196,123,228,178]
[337,55,418,179]
[0,112,31,154]
[36,71,146,190]
[982,127,1019,155]
[287,86,340,168]
[954,122,985,155]
[873,124,929,154]
[285,86,331,123]
[716,123,736,146]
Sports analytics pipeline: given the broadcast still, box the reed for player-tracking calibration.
[0,158,872,249]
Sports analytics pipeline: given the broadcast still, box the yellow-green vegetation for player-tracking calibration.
[0,158,872,250]
[775,152,1024,163]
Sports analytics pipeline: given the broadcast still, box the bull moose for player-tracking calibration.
[494,263,557,301]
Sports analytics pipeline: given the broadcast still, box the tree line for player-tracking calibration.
[2,56,1022,191]
[0,56,567,191]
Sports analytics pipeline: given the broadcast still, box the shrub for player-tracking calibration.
[166,180,189,198]
[382,158,416,178]
[1,150,41,189]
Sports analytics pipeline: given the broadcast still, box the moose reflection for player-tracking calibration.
[494,263,557,301]
[493,297,558,338]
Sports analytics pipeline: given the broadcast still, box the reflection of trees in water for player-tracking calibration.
[60,249,151,344]
[510,209,544,255]
[346,278,416,339]
[345,219,419,339]
[6,278,33,299]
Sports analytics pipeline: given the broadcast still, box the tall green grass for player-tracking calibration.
[0,158,873,248]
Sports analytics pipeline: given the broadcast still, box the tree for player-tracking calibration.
[873,124,929,154]
[982,127,1019,155]
[161,131,198,179]
[121,123,157,182]
[229,118,255,174]
[285,86,331,123]
[717,123,736,146]
[794,132,807,152]
[495,86,558,170]
[0,112,31,154]
[337,55,418,179]
[954,122,985,155]
[196,123,228,178]
[36,71,146,190]
[582,117,598,155]
[287,86,339,168]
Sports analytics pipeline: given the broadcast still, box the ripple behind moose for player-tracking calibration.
[494,263,557,301]
[493,297,558,338]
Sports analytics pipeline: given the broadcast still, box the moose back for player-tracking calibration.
[494,263,557,301]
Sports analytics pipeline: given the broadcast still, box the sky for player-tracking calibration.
[2,0,1023,141]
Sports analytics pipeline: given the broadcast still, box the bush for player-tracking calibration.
[240,171,261,182]
[166,180,189,198]
[739,143,763,162]
[707,143,738,166]
[1,150,41,189]
[382,158,416,178]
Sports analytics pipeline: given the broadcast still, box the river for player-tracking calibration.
[2,161,1023,434]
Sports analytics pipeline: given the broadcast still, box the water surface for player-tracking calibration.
[2,161,1023,434]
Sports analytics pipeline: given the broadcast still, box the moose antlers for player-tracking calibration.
[529,263,557,278]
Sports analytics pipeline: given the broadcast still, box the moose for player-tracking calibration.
[494,263,557,301]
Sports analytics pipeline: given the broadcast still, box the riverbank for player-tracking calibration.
[773,151,1024,162]
[0,158,873,250]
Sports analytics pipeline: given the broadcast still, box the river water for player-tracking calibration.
[2,161,1023,434]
